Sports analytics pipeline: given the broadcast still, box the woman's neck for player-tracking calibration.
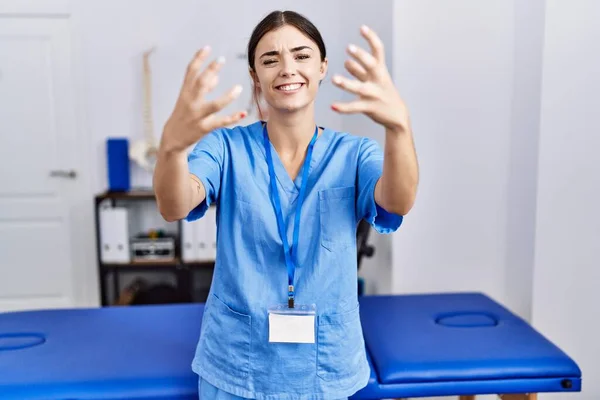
[265,106,318,159]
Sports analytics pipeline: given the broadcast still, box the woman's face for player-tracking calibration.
[252,25,327,115]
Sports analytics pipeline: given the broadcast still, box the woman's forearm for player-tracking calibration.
[153,145,205,222]
[152,47,246,222]
[375,123,419,216]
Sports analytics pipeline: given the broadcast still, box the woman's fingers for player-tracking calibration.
[181,48,228,102]
[164,48,249,150]
[347,43,378,74]
[200,85,244,118]
[183,47,212,90]
[201,109,248,132]
[331,100,370,114]
[344,58,369,81]
[359,25,385,63]
[332,74,376,98]
[194,56,226,97]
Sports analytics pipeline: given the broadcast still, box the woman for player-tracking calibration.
[153,10,418,400]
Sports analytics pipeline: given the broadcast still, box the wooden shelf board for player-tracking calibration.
[101,258,215,269]
[95,190,156,201]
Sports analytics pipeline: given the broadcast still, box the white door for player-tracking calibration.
[0,16,91,312]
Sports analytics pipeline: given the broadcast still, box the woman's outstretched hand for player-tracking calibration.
[160,47,247,154]
[331,26,410,134]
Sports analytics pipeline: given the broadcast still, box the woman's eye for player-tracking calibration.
[296,54,310,60]
[263,59,277,65]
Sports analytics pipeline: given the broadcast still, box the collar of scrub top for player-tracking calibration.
[262,122,319,308]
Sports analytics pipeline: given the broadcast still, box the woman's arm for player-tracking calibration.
[375,123,418,215]
[331,25,419,215]
[153,143,206,222]
[153,46,246,221]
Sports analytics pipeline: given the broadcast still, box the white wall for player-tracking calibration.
[340,0,396,295]
[391,0,517,309]
[390,0,597,398]
[389,0,547,320]
[504,0,546,322]
[532,1,600,398]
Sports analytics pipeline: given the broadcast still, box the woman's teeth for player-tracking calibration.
[277,83,303,91]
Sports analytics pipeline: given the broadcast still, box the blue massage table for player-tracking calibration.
[0,292,581,400]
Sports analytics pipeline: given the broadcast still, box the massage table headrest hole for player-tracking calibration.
[0,332,46,351]
[435,312,498,328]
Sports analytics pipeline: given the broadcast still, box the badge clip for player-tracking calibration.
[288,285,294,308]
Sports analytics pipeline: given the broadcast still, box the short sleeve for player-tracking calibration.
[356,138,403,233]
[185,129,225,222]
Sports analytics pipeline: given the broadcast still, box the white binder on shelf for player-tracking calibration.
[194,206,217,262]
[205,206,217,260]
[181,219,196,262]
[99,207,130,263]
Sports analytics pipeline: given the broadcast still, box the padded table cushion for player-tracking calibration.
[0,293,582,400]
[0,304,203,400]
[353,292,582,399]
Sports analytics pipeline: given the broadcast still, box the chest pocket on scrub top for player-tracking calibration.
[235,199,279,269]
[318,186,356,251]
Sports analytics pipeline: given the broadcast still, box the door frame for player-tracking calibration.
[1,1,99,308]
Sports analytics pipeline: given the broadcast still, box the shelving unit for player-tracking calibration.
[94,190,214,306]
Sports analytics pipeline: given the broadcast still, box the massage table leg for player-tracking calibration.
[394,396,537,400]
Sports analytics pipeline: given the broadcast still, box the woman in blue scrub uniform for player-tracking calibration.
[153,10,418,400]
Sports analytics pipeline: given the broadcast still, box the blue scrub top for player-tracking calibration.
[186,120,402,399]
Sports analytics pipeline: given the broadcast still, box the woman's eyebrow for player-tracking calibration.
[259,46,313,58]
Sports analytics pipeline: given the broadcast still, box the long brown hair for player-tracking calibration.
[247,10,327,120]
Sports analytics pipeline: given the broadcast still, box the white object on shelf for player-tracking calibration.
[203,207,217,261]
[181,207,217,262]
[181,219,197,262]
[99,207,130,263]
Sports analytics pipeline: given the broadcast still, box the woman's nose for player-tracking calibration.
[279,55,297,77]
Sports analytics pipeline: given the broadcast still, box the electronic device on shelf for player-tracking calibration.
[130,230,175,261]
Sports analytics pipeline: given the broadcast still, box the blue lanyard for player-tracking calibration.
[263,123,319,308]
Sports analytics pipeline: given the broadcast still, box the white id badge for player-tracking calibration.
[268,304,316,344]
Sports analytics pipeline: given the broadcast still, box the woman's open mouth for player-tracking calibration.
[275,83,305,93]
